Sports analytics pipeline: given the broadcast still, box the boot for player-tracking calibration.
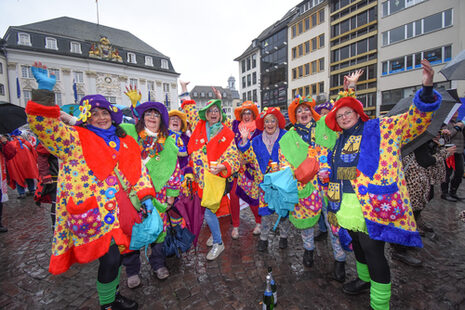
[449,189,465,200]
[101,292,138,309]
[303,249,314,267]
[441,192,457,202]
[257,239,268,252]
[278,237,288,249]
[343,278,370,295]
[333,261,346,283]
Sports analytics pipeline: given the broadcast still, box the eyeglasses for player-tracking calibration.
[207,109,220,114]
[145,111,160,117]
[336,110,354,120]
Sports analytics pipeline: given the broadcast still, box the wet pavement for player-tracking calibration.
[1,186,465,310]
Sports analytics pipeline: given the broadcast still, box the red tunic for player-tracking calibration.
[5,137,39,189]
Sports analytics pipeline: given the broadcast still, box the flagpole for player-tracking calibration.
[96,0,100,25]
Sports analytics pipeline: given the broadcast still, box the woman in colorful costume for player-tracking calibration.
[229,101,262,239]
[181,98,239,260]
[26,63,156,310]
[237,108,287,249]
[121,88,182,286]
[0,135,13,233]
[324,60,440,310]
[278,96,344,272]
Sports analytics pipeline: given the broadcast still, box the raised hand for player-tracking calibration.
[179,80,190,93]
[124,85,142,108]
[31,61,56,91]
[212,87,222,100]
[239,126,249,144]
[421,59,434,86]
[343,69,364,90]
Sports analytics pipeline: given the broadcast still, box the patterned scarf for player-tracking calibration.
[138,127,165,160]
[207,122,223,141]
[294,121,316,145]
[262,128,280,155]
[169,129,187,154]
[86,124,120,151]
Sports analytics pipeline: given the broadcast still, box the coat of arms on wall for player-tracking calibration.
[89,37,123,63]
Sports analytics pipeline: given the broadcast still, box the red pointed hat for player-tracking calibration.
[288,96,321,124]
[256,107,286,131]
[325,91,369,132]
[234,101,259,121]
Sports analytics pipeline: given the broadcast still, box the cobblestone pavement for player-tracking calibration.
[1,186,465,310]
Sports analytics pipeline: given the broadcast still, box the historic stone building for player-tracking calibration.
[2,16,179,109]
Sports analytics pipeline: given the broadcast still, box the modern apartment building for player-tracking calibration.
[288,0,329,104]
[329,0,378,117]
[378,0,465,114]
[234,41,261,107]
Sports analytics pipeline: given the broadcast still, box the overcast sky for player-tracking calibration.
[0,0,301,89]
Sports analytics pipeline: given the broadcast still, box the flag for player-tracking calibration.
[16,77,21,99]
[73,79,78,103]
[148,90,151,101]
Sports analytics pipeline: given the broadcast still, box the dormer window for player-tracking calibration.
[49,68,60,81]
[145,56,153,66]
[127,52,137,64]
[70,42,82,54]
[18,32,31,46]
[45,37,58,50]
[161,59,169,69]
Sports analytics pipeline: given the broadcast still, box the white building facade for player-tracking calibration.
[234,41,261,109]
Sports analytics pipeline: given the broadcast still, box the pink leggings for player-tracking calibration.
[230,178,261,227]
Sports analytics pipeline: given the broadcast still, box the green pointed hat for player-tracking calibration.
[198,99,227,122]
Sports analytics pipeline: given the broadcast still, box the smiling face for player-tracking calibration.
[241,109,254,123]
[88,107,112,129]
[264,114,278,135]
[206,105,221,125]
[144,109,161,132]
[295,104,313,125]
[336,106,360,130]
[169,115,182,132]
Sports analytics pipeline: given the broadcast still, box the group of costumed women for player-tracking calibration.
[25,58,440,310]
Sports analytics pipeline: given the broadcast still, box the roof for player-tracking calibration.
[190,86,239,100]
[12,17,166,57]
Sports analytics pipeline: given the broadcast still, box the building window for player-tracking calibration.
[163,83,170,92]
[252,72,257,85]
[252,54,257,68]
[312,13,317,27]
[247,74,251,87]
[253,89,257,102]
[74,71,84,83]
[247,57,251,71]
[127,52,137,64]
[0,63,2,74]
[17,32,31,46]
[247,91,251,100]
[319,58,324,71]
[312,38,317,50]
[305,18,310,31]
[45,37,58,50]
[145,56,153,66]
[161,59,169,69]
[130,78,138,88]
[147,81,155,91]
[70,42,82,54]
[319,81,324,94]
[55,92,62,106]
[21,65,33,78]
[23,90,32,105]
[319,34,325,48]
[242,76,246,88]
[243,92,246,101]
[242,59,246,73]
[107,96,117,104]
[319,8,325,23]
[47,68,60,81]
[305,63,310,75]
[0,84,4,96]
[311,61,317,74]
[383,9,453,46]
[382,0,425,17]
[298,66,303,78]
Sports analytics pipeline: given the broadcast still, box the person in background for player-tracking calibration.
[0,135,15,232]
[440,112,465,201]
[229,100,262,239]
[5,129,39,199]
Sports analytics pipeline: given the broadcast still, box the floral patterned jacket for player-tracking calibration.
[26,101,155,275]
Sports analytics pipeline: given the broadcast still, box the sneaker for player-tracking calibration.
[154,266,169,280]
[206,243,225,260]
[231,227,239,239]
[206,235,213,247]
[127,274,141,289]
[252,224,261,235]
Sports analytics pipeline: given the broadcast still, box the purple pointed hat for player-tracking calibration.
[78,94,123,124]
[134,102,169,128]
[314,101,334,115]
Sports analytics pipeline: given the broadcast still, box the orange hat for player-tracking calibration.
[288,96,321,124]
[325,96,369,132]
[256,107,286,131]
[168,110,188,132]
[234,101,259,121]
